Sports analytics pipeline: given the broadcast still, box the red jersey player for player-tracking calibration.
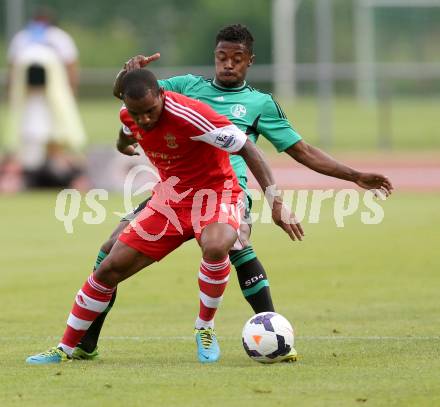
[26,68,303,365]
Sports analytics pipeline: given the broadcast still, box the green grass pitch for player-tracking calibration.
[0,191,439,406]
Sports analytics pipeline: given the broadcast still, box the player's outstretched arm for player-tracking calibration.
[113,53,161,99]
[285,140,393,197]
[238,140,304,241]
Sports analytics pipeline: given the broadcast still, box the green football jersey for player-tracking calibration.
[158,74,302,195]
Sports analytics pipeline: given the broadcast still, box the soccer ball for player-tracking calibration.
[242,312,294,363]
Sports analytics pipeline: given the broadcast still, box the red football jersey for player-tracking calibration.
[120,91,247,206]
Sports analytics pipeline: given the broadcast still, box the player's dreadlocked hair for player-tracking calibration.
[121,69,160,100]
[215,24,254,54]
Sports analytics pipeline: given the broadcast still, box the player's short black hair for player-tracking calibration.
[215,24,254,54]
[121,69,160,100]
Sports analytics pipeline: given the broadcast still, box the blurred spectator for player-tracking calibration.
[0,7,88,193]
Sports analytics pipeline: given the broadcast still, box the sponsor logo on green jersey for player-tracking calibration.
[230,104,247,118]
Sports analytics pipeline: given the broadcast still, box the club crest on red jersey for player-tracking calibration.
[164,133,179,149]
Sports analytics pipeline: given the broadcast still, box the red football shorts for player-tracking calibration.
[118,196,243,261]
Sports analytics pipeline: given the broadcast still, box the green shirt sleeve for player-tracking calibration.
[158,74,199,93]
[257,96,302,152]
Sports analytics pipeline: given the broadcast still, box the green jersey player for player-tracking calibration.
[157,73,302,201]
[73,24,392,361]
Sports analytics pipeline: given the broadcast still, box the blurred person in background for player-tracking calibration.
[0,6,88,193]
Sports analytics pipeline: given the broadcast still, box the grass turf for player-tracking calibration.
[0,191,439,406]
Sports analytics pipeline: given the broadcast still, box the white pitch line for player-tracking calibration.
[1,335,439,341]
[299,336,440,340]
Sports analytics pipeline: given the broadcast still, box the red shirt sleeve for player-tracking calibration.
[164,92,232,135]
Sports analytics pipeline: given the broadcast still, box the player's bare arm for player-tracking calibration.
[285,140,394,196]
[116,128,140,156]
[238,140,304,241]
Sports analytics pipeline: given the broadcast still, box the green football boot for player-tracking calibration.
[72,346,99,360]
[279,347,298,363]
